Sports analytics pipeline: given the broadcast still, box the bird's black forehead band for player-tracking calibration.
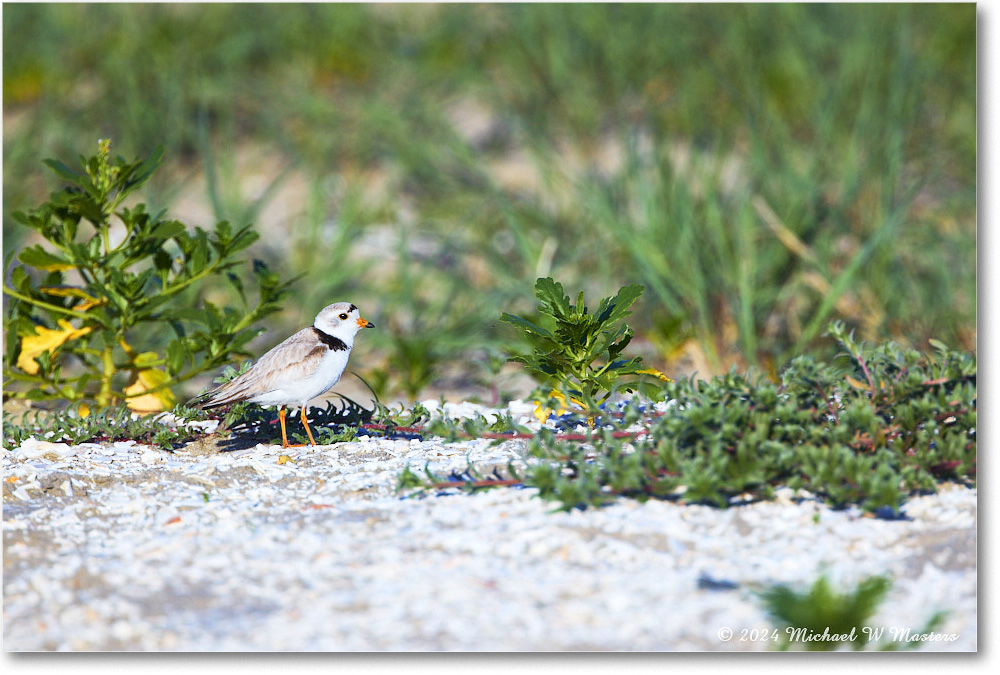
[348,304,357,312]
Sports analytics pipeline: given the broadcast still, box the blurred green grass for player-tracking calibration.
[2,3,976,400]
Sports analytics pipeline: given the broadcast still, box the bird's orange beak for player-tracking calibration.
[357,317,374,328]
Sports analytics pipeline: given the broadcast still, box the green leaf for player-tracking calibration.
[597,283,644,324]
[42,158,80,183]
[165,340,188,375]
[499,312,555,340]
[226,272,247,307]
[11,210,38,228]
[17,245,75,271]
[535,277,571,317]
[171,308,213,325]
[606,357,644,376]
[227,224,260,254]
[150,220,186,241]
[11,265,32,294]
[124,145,165,192]
[191,230,210,271]
[928,338,949,354]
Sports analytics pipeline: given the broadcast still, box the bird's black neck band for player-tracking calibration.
[312,327,349,351]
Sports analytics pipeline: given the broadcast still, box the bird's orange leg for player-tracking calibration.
[300,406,318,446]
[279,406,305,448]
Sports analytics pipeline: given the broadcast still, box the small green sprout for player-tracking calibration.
[759,574,947,651]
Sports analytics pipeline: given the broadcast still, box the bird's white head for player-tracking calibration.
[314,302,374,346]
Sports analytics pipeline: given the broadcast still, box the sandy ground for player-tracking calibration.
[2,401,977,652]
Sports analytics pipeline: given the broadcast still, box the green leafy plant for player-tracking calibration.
[501,277,666,416]
[2,404,207,452]
[760,575,891,651]
[759,574,947,651]
[3,140,296,410]
[399,322,976,514]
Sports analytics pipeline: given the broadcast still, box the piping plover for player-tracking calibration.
[195,302,374,447]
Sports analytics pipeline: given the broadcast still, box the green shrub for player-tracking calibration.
[759,574,947,651]
[501,277,668,417]
[3,140,296,410]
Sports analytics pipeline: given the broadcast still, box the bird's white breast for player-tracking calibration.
[247,347,351,408]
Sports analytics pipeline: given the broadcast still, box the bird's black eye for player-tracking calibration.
[339,313,348,320]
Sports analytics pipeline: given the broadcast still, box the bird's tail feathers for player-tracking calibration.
[187,378,251,409]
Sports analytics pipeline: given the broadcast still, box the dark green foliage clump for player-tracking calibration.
[759,574,946,651]
[761,575,891,651]
[401,322,976,515]
[2,405,207,452]
[533,323,974,513]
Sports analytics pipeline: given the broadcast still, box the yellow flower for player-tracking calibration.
[124,368,176,414]
[533,389,585,423]
[16,320,92,374]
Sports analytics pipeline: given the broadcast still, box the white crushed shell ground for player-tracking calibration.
[2,401,977,651]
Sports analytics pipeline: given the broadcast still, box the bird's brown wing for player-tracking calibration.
[197,328,327,408]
